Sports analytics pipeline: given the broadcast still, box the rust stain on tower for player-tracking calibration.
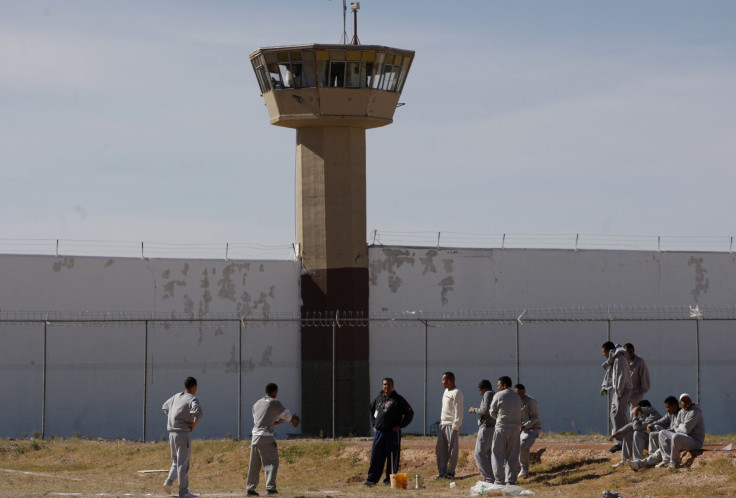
[250,11,414,436]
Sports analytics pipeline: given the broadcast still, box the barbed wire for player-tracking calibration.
[2,304,734,327]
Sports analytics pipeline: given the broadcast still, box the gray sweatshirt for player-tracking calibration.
[251,396,292,438]
[674,403,705,446]
[520,394,542,432]
[490,388,522,430]
[601,346,633,397]
[648,408,680,431]
[470,390,495,428]
[618,405,661,434]
[162,392,203,433]
[629,354,651,397]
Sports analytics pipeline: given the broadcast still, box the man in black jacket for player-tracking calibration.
[364,377,414,487]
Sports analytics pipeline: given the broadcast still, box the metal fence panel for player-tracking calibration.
[45,322,144,438]
[146,321,239,441]
[700,320,736,434]
[0,322,44,437]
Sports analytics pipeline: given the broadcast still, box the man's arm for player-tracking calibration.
[524,397,540,428]
[399,397,414,429]
[452,391,464,431]
[638,359,651,394]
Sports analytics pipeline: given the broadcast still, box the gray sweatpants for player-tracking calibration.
[519,429,539,473]
[435,425,459,477]
[165,431,192,497]
[610,391,630,442]
[247,438,280,491]
[492,426,521,485]
[474,426,494,482]
[659,430,701,465]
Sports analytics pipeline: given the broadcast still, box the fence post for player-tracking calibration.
[423,320,428,437]
[238,317,243,441]
[332,312,337,440]
[42,320,48,439]
[695,318,701,404]
[606,318,611,437]
[143,320,148,442]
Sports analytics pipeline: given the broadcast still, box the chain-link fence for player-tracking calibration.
[2,305,735,439]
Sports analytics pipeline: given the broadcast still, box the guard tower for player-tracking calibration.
[250,39,414,436]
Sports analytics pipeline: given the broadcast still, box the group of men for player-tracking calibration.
[161,378,299,497]
[364,371,542,487]
[600,341,706,472]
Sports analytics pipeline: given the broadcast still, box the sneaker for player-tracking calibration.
[608,444,622,453]
[627,460,641,472]
[612,460,627,469]
[655,460,670,468]
[383,479,391,486]
[668,462,679,471]
[363,482,376,487]
[246,491,259,496]
[266,490,279,495]
[518,470,528,478]
[444,473,455,479]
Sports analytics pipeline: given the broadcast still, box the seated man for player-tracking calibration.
[627,395,686,471]
[657,393,705,469]
[609,399,661,468]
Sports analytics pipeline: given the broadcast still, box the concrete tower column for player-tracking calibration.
[250,44,413,436]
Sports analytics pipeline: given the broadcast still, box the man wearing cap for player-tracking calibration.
[600,341,633,453]
[490,376,522,486]
[657,393,705,469]
[625,343,651,409]
[365,378,414,487]
[515,384,542,478]
[468,379,495,482]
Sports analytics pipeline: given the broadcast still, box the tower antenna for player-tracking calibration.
[340,0,348,44]
[351,3,360,45]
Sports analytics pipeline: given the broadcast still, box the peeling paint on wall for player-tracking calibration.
[439,276,454,305]
[104,259,114,268]
[52,257,74,272]
[218,263,251,301]
[368,248,415,289]
[688,256,710,302]
[162,279,186,299]
[443,259,454,273]
[419,250,438,275]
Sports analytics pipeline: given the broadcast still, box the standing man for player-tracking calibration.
[467,379,495,483]
[365,378,414,487]
[625,343,651,409]
[162,376,203,498]
[490,376,522,486]
[246,383,300,496]
[600,341,633,453]
[436,371,463,479]
[515,384,542,478]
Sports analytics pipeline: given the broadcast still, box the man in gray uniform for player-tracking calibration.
[625,343,651,409]
[490,376,522,486]
[600,341,633,453]
[162,376,203,498]
[247,383,300,496]
[627,395,681,471]
[467,379,495,482]
[657,393,705,469]
[515,384,542,478]
[609,399,661,468]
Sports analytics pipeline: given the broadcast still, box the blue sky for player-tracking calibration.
[2,1,735,258]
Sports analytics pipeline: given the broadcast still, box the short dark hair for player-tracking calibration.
[382,377,394,385]
[514,383,526,391]
[266,383,278,395]
[478,379,492,390]
[637,399,651,408]
[443,372,455,382]
[664,395,678,406]
[602,341,615,351]
[498,376,512,388]
[624,343,634,350]
[184,377,197,390]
